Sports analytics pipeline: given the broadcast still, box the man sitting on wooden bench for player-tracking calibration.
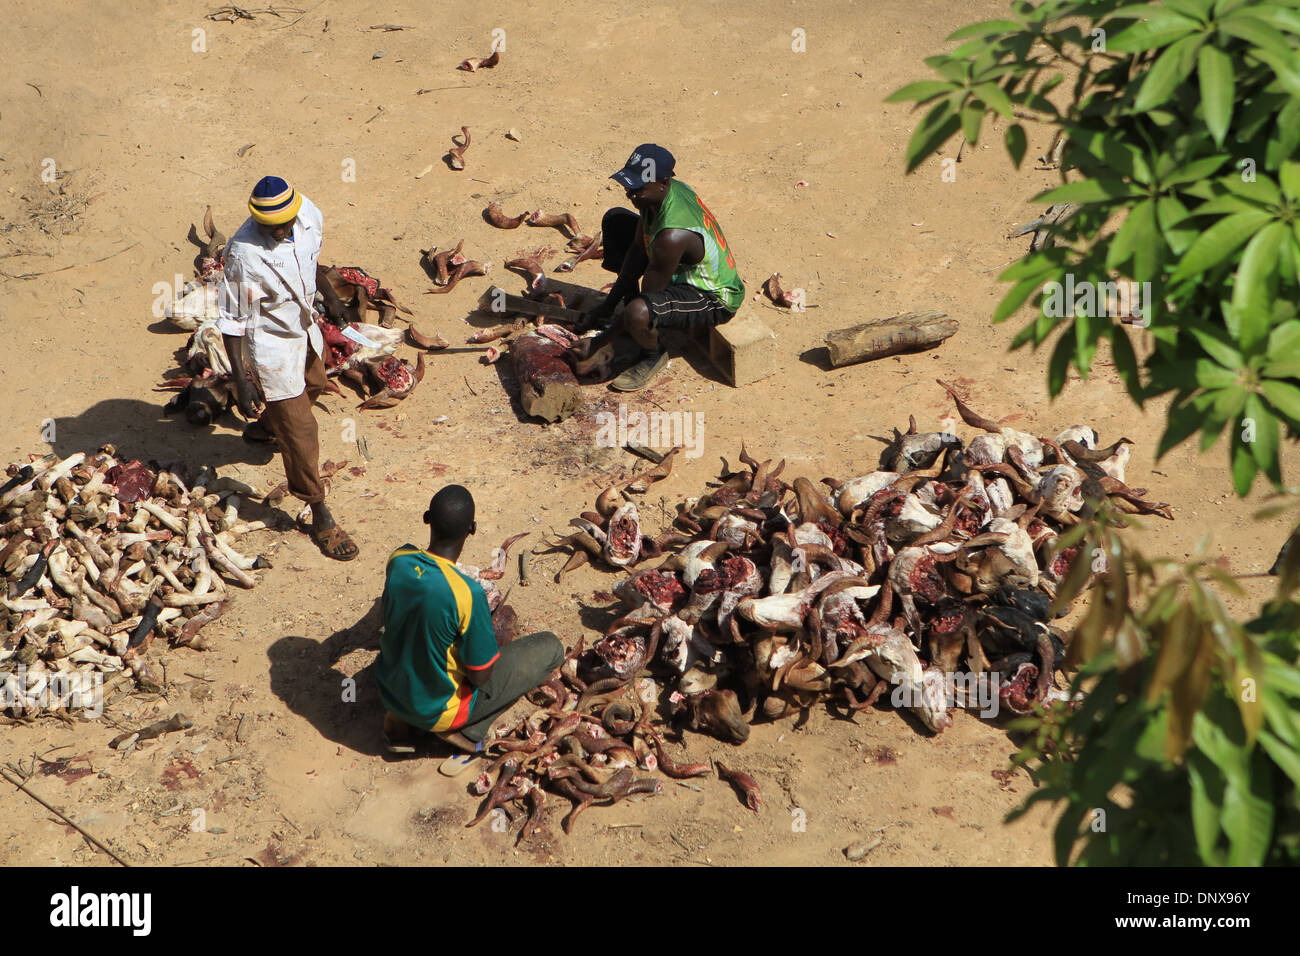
[580,144,745,392]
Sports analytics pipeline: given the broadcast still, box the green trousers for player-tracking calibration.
[460,631,564,742]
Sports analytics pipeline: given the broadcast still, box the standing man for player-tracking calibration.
[582,144,745,391]
[375,485,564,769]
[217,176,358,561]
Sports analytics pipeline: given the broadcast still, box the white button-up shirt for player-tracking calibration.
[217,195,325,402]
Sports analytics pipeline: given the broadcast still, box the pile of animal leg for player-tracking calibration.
[539,381,1173,746]
[0,448,273,718]
[467,659,767,837]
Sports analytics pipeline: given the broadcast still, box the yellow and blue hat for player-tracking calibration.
[248,176,302,225]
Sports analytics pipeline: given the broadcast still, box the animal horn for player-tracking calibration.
[202,205,228,258]
[937,379,1002,433]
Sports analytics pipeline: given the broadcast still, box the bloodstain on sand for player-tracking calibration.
[160,756,202,791]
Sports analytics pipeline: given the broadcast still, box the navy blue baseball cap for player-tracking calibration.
[611,144,675,189]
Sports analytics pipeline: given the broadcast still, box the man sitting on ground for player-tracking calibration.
[375,485,564,767]
[581,143,745,391]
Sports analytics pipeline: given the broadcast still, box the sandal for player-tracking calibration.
[312,524,360,562]
[382,713,419,755]
[383,731,417,756]
[438,738,485,777]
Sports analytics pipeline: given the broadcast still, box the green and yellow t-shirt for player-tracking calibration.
[641,179,745,313]
[375,545,499,732]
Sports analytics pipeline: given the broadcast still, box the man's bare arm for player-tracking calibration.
[585,218,648,325]
[605,216,649,305]
[640,228,704,295]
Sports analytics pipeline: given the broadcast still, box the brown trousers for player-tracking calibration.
[260,349,329,505]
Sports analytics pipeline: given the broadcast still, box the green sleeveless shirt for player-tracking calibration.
[641,180,745,313]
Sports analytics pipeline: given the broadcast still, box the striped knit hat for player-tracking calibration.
[248,176,303,225]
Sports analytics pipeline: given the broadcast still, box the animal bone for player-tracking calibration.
[458,49,499,71]
[446,126,471,170]
[486,202,529,229]
[763,273,796,308]
[526,210,581,238]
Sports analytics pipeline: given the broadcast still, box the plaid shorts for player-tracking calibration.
[638,283,734,332]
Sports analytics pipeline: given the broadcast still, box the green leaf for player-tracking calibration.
[1263,357,1300,379]
[1134,34,1204,113]
[960,102,984,145]
[1222,747,1274,866]
[1268,99,1300,168]
[1220,173,1283,207]
[1261,380,1300,424]
[1157,194,1199,254]
[1048,327,1075,396]
[1163,155,1231,188]
[1249,47,1300,99]
[1264,654,1300,699]
[1236,304,1275,360]
[1259,729,1300,789]
[1164,0,1215,18]
[1195,359,1238,389]
[1186,749,1226,865]
[1266,318,1300,359]
[1108,199,1160,281]
[1231,425,1256,494]
[903,101,962,174]
[1202,385,1247,452]
[1238,6,1300,35]
[885,79,956,105]
[1198,44,1235,146]
[1261,687,1300,750]
[922,54,965,82]
[1158,396,1210,457]
[1244,394,1281,483]
[974,81,1014,119]
[1108,3,1184,20]
[1110,325,1144,399]
[1218,12,1299,59]
[1186,193,1260,216]
[1037,178,1134,204]
[1005,123,1027,169]
[1232,222,1287,349]
[1105,12,1200,53]
[993,275,1042,322]
[1189,327,1244,369]
[1171,210,1273,280]
[1280,160,1300,200]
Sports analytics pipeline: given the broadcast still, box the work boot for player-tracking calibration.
[610,349,670,392]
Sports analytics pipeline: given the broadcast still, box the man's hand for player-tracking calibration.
[222,333,262,419]
[232,376,262,420]
[577,295,617,333]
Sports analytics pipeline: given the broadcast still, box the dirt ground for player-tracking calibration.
[1,0,1294,868]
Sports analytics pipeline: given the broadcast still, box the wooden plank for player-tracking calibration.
[529,276,605,312]
[824,310,956,368]
[476,286,586,324]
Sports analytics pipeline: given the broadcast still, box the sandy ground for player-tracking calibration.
[1,0,1294,867]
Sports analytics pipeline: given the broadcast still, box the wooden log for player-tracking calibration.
[510,331,583,423]
[824,311,957,368]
